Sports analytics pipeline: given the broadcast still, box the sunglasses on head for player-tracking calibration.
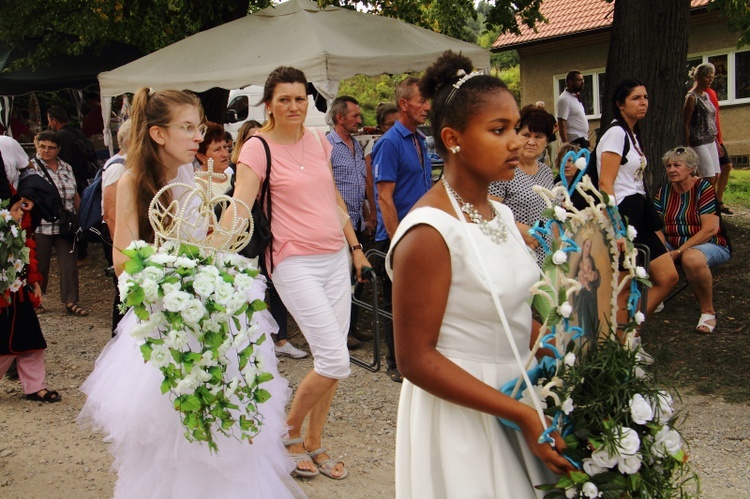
[674,147,686,154]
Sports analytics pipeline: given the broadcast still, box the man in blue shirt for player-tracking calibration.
[372,77,432,382]
[327,96,374,350]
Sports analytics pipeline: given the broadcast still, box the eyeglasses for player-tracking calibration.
[38,145,59,151]
[165,123,208,138]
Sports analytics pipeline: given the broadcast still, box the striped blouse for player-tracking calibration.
[653,178,728,248]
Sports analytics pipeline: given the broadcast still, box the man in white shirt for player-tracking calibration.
[557,70,590,149]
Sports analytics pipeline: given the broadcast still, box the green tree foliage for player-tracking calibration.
[0,0,272,71]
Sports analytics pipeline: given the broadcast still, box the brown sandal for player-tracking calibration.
[66,304,89,316]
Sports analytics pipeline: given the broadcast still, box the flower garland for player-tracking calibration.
[502,150,698,498]
[119,240,273,452]
[0,201,29,307]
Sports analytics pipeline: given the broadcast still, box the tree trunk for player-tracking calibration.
[602,0,691,194]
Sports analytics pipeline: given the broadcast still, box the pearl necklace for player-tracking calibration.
[442,178,508,244]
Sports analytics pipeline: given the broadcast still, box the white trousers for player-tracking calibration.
[272,247,351,379]
[693,142,721,178]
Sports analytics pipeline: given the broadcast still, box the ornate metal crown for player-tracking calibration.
[148,159,253,253]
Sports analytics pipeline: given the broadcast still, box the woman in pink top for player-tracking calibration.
[230,66,370,481]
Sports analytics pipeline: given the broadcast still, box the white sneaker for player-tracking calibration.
[275,342,308,359]
[654,302,665,314]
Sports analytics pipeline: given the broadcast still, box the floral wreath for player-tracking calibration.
[118,160,272,452]
[500,150,698,498]
[0,200,29,307]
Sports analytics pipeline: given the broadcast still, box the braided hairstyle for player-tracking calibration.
[419,51,510,157]
[611,78,646,152]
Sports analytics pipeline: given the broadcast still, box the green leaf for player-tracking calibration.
[160,378,171,394]
[175,394,202,412]
[570,470,589,484]
[563,434,580,449]
[134,305,150,321]
[255,333,266,346]
[122,259,145,275]
[256,372,274,384]
[628,472,642,491]
[253,388,271,403]
[140,342,153,361]
[125,286,146,307]
[250,299,267,312]
[555,475,573,489]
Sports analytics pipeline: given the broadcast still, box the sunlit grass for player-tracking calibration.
[723,169,750,209]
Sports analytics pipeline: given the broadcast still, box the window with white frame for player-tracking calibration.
[685,48,750,104]
[554,70,606,118]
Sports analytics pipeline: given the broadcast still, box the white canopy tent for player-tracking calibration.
[98,0,489,147]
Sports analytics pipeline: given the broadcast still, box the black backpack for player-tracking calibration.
[585,121,631,189]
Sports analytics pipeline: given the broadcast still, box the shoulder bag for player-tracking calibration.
[34,158,82,243]
[238,136,273,271]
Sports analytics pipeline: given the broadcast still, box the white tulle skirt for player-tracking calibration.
[79,279,305,499]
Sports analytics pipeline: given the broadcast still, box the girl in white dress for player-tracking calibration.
[79,88,303,498]
[387,52,574,498]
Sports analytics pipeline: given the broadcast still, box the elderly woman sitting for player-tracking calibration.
[653,146,731,333]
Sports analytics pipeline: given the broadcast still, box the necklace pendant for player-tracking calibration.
[300,166,304,170]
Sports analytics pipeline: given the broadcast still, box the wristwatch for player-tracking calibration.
[349,243,363,253]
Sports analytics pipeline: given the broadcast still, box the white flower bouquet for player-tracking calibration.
[502,152,698,497]
[0,201,29,307]
[119,240,273,452]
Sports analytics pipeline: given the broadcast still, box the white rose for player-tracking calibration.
[562,397,575,415]
[192,366,212,383]
[162,290,192,312]
[654,426,682,456]
[554,206,568,222]
[565,487,578,499]
[192,273,215,298]
[167,329,189,350]
[582,481,600,498]
[564,352,576,367]
[574,157,588,171]
[149,343,173,368]
[629,394,654,425]
[520,384,547,410]
[627,225,638,241]
[140,278,159,302]
[607,196,616,207]
[558,301,573,318]
[652,391,674,424]
[174,256,197,269]
[255,352,266,371]
[175,374,201,395]
[9,279,22,292]
[0,209,10,220]
[234,273,255,293]
[149,252,178,265]
[242,362,258,380]
[634,311,645,325]
[582,458,607,477]
[591,446,618,469]
[197,350,214,367]
[181,299,206,324]
[213,280,234,305]
[118,274,134,300]
[617,427,641,456]
[635,266,648,279]
[225,377,240,399]
[13,259,24,272]
[139,266,165,282]
[552,250,568,265]
[125,240,149,250]
[617,453,642,474]
[160,281,181,296]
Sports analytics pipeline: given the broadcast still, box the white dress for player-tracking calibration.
[78,165,304,499]
[386,203,556,499]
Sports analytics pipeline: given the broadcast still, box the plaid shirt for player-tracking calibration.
[33,155,77,236]
[327,129,367,231]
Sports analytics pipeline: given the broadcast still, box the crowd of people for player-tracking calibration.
[0,52,735,497]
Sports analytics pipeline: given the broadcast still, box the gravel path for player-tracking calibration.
[0,250,748,498]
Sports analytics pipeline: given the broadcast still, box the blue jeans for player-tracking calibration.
[666,241,731,268]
